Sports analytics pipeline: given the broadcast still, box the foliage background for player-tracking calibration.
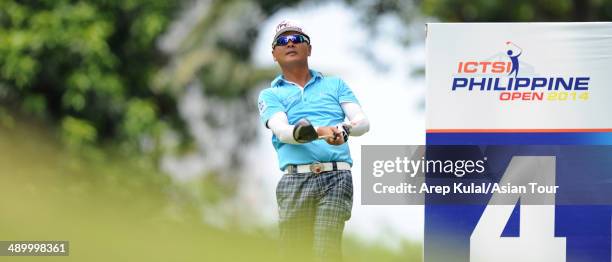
[1,0,610,260]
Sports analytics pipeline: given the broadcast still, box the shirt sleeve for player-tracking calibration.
[267,112,301,144]
[337,79,360,105]
[340,102,370,136]
[258,89,285,128]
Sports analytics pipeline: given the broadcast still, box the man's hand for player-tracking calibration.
[317,126,345,145]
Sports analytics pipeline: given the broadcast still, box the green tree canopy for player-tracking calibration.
[0,0,308,153]
[0,0,181,149]
[420,0,612,22]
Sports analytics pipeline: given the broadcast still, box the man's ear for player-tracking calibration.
[308,45,312,56]
[272,49,277,61]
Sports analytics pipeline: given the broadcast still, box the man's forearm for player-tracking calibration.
[341,102,370,136]
[267,112,301,144]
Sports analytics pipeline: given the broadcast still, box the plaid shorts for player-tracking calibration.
[276,169,353,262]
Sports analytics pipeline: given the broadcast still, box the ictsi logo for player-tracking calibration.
[457,41,522,77]
[451,41,590,102]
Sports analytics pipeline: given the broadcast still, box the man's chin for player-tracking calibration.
[279,59,307,67]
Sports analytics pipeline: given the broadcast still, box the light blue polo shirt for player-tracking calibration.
[257,70,360,171]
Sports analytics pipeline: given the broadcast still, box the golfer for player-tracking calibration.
[257,20,369,261]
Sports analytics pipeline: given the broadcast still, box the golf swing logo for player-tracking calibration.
[506,41,522,78]
[451,42,591,102]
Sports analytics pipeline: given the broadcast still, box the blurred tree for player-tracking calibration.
[0,0,182,152]
[337,0,612,50]
[0,0,306,157]
[155,0,304,97]
[343,0,612,23]
[153,0,306,175]
[419,0,612,22]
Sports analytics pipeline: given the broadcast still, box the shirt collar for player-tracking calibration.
[271,69,323,88]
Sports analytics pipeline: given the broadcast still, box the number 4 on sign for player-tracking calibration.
[470,156,566,262]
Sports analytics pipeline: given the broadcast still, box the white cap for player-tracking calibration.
[272,19,310,46]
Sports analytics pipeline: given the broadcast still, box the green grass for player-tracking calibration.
[0,117,421,261]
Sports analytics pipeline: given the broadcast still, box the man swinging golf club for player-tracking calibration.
[257,20,369,261]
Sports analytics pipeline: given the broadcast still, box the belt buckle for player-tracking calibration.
[310,162,323,174]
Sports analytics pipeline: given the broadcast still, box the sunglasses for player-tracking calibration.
[274,34,310,47]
